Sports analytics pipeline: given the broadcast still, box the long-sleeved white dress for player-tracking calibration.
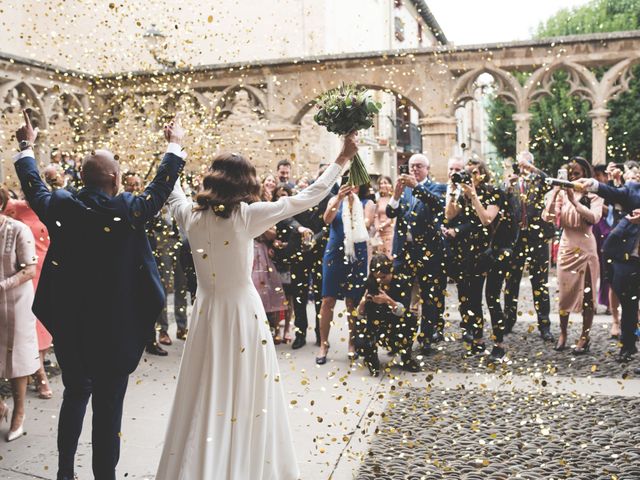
[156,163,342,479]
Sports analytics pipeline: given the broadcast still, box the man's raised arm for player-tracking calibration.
[127,116,187,224]
[13,110,52,221]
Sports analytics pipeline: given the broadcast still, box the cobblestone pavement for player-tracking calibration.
[357,388,640,480]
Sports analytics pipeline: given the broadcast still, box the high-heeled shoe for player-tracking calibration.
[7,415,25,442]
[315,355,327,365]
[554,341,567,352]
[573,339,591,355]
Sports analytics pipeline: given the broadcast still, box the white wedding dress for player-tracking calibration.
[156,162,342,479]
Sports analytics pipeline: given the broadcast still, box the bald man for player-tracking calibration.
[14,110,186,480]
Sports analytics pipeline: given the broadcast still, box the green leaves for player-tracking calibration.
[314,83,381,136]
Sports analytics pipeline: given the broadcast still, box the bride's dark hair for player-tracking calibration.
[195,153,261,218]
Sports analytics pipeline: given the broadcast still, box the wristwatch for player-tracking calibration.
[18,140,33,151]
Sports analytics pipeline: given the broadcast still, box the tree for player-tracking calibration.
[487,0,640,173]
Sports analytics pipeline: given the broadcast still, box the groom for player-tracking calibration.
[14,110,186,480]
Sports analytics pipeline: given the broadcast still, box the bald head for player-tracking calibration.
[43,163,66,189]
[81,150,120,195]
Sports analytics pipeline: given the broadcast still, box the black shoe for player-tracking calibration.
[431,331,445,344]
[399,357,421,372]
[145,342,168,356]
[365,354,381,377]
[617,350,635,363]
[292,334,306,350]
[634,367,640,375]
[539,325,554,342]
[464,341,486,357]
[572,339,591,355]
[489,345,506,361]
[503,318,515,336]
[315,355,327,365]
[419,343,433,356]
[461,332,474,344]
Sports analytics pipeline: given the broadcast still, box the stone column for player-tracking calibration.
[266,123,301,172]
[419,116,457,182]
[588,107,610,165]
[512,112,532,154]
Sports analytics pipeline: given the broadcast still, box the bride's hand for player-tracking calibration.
[336,132,358,166]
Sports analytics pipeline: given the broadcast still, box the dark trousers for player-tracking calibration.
[609,258,640,352]
[292,247,323,339]
[485,257,510,343]
[354,301,418,361]
[57,370,129,480]
[393,258,446,344]
[504,229,551,329]
[455,272,486,340]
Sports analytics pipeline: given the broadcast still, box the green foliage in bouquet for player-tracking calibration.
[314,84,382,186]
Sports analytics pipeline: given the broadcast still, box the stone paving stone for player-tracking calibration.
[356,388,640,480]
[418,320,639,379]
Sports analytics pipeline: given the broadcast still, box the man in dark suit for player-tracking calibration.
[503,152,555,342]
[291,164,335,349]
[14,110,186,480]
[386,153,447,355]
[577,176,640,363]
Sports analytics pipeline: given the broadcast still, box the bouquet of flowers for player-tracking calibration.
[314,84,381,186]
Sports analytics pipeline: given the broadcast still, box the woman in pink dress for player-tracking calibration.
[543,157,603,354]
[373,176,395,259]
[3,189,53,399]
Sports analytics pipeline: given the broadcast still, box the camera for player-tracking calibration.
[398,164,409,175]
[450,171,471,185]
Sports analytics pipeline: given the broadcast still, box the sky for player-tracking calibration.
[427,0,592,45]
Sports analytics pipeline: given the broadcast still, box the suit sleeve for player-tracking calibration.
[596,183,632,212]
[386,191,408,219]
[127,152,185,225]
[14,156,53,222]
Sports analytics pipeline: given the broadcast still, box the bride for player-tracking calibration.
[156,129,358,479]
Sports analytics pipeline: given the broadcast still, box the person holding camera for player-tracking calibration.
[574,164,640,365]
[503,151,555,342]
[543,157,603,354]
[443,158,500,356]
[386,153,447,355]
[354,254,420,376]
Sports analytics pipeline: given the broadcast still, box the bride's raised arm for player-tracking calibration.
[243,133,357,239]
[167,179,192,231]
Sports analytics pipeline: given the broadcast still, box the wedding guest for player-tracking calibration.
[387,154,447,354]
[543,157,603,354]
[354,254,420,376]
[2,188,53,399]
[0,189,39,441]
[503,151,555,341]
[443,158,500,356]
[272,183,298,343]
[592,164,621,337]
[261,174,277,201]
[123,172,168,357]
[372,175,395,258]
[316,181,374,364]
[575,167,640,363]
[277,159,295,188]
[296,176,310,191]
[290,164,336,349]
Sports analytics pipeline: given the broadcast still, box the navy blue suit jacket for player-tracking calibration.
[386,180,446,268]
[14,151,185,375]
[596,181,640,262]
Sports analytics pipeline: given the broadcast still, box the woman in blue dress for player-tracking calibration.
[316,182,375,364]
